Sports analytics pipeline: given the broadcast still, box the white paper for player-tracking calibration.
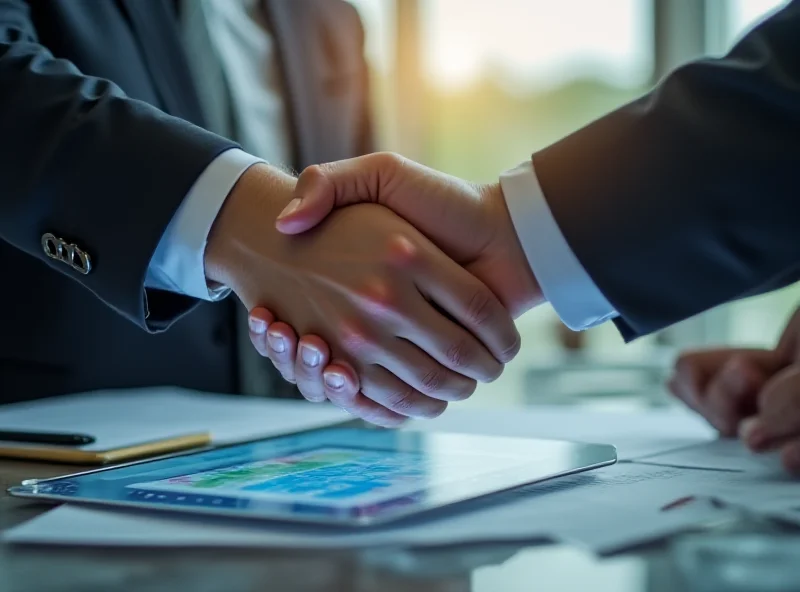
[406,406,716,460]
[0,387,349,451]
[4,463,734,554]
[634,438,785,473]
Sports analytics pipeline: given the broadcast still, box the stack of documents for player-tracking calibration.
[0,388,349,463]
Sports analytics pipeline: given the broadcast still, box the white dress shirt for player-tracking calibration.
[146,0,289,301]
[500,161,618,330]
[145,2,617,332]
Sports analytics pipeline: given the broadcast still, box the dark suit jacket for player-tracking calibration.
[0,0,373,402]
[533,0,800,340]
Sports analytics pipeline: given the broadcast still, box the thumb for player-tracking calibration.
[275,173,336,235]
[275,154,392,235]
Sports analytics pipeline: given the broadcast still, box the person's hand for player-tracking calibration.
[205,164,521,426]
[668,307,800,436]
[668,348,785,436]
[740,365,800,474]
[275,153,543,318]
[244,153,542,405]
[248,306,361,404]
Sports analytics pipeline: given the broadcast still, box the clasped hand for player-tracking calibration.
[205,158,533,426]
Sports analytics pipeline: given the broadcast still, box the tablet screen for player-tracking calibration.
[128,446,484,508]
[11,428,616,526]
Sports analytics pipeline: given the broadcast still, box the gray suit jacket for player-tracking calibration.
[533,1,800,340]
[0,0,373,402]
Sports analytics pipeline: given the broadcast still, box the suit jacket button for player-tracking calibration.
[41,233,92,275]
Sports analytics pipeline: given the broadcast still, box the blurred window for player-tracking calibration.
[349,0,800,368]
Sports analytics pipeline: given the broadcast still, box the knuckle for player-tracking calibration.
[466,289,494,326]
[386,387,418,414]
[300,163,326,182]
[338,320,372,355]
[358,279,398,314]
[373,151,404,170]
[420,368,444,394]
[446,340,473,369]
[386,233,418,267]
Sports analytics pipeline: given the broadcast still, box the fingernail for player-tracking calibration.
[277,198,302,220]
[740,417,767,450]
[267,331,285,353]
[301,345,320,368]
[248,316,267,334]
[324,372,345,390]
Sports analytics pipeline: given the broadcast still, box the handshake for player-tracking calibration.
[205,153,542,427]
[205,152,800,476]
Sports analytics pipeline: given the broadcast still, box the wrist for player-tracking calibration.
[483,181,544,316]
[205,163,296,288]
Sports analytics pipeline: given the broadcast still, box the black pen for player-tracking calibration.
[0,430,96,446]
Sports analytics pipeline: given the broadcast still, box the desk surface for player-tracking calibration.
[0,457,789,592]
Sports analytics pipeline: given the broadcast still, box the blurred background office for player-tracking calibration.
[347,0,797,409]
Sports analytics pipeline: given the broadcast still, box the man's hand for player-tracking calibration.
[205,164,521,426]
[244,154,543,405]
[668,348,786,436]
[276,153,543,318]
[667,307,800,437]
[740,366,800,474]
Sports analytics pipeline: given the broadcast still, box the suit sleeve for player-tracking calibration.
[532,0,800,341]
[0,0,237,332]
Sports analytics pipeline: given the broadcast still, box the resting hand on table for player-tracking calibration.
[246,153,543,409]
[667,307,800,473]
[205,163,520,427]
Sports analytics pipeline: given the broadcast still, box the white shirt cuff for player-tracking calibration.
[499,160,618,331]
[145,148,265,301]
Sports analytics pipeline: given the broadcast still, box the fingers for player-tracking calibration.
[668,350,745,413]
[248,307,300,386]
[374,339,478,402]
[741,366,800,452]
[293,336,332,403]
[667,349,780,433]
[412,239,520,365]
[396,298,505,384]
[248,307,276,357]
[359,366,449,420]
[265,322,299,384]
[320,361,409,427]
[382,233,518,370]
[275,154,402,235]
[703,352,779,436]
[321,364,408,427]
[321,361,360,401]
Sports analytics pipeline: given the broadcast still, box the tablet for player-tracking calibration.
[9,428,616,527]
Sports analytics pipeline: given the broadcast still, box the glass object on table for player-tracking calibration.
[672,533,800,592]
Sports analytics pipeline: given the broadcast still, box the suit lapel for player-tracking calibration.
[117,0,206,126]
[262,0,320,169]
